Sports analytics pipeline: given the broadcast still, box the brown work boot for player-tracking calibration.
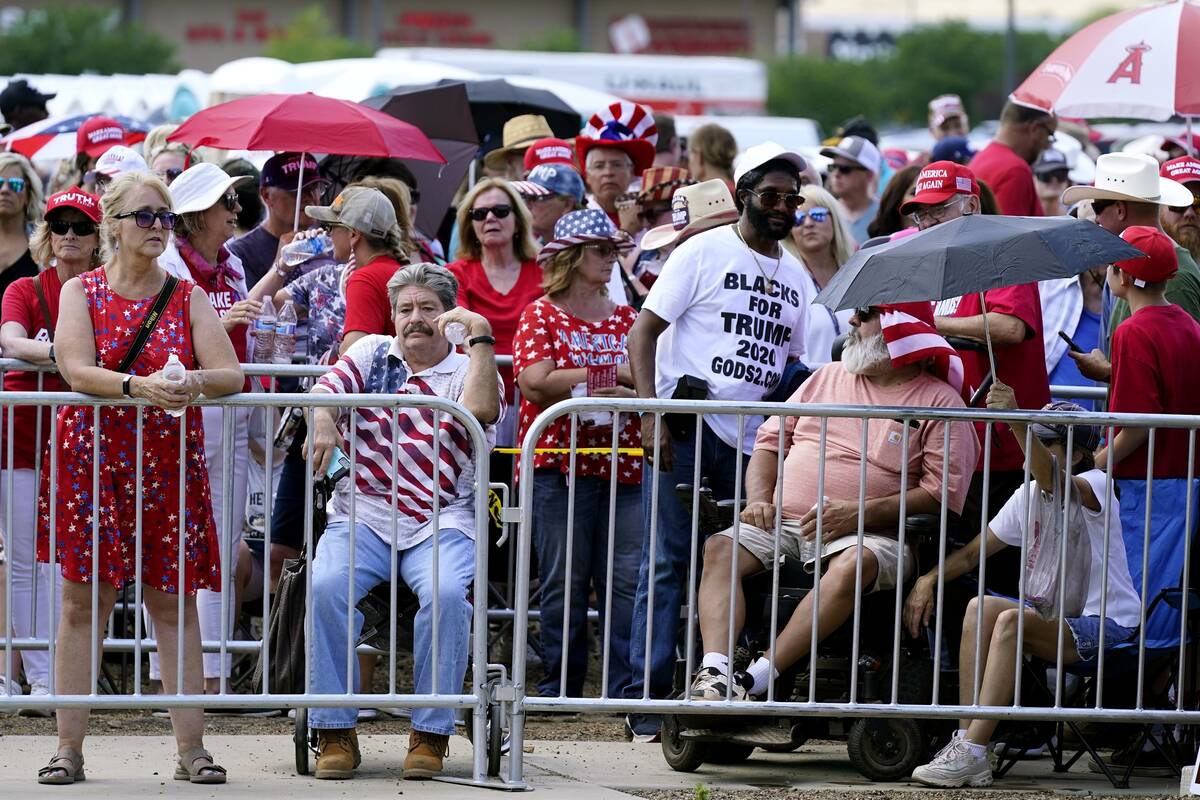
[315,728,361,780]
[403,730,449,779]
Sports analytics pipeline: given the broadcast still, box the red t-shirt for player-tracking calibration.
[448,258,544,397]
[342,255,405,338]
[1,270,66,470]
[512,298,641,484]
[934,284,1050,471]
[969,142,1044,217]
[1109,304,1200,479]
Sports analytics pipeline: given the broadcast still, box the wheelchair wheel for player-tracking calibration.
[661,715,709,772]
[487,701,504,777]
[294,707,310,775]
[847,717,925,782]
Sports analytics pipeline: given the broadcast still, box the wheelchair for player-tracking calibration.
[660,484,957,781]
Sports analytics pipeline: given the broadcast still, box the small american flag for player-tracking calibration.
[879,302,966,399]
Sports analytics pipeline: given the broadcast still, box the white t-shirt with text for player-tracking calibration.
[643,225,812,453]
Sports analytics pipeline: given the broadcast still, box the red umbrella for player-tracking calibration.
[1013,0,1200,122]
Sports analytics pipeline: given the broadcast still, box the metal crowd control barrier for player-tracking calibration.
[508,396,1200,787]
[0,386,521,789]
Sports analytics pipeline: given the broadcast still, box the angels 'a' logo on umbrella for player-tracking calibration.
[1107,41,1152,86]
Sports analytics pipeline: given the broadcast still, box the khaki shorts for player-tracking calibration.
[712,518,914,594]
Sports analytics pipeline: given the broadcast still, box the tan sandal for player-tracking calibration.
[173,747,227,784]
[38,747,85,785]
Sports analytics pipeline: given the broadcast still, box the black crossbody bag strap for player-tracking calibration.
[115,275,178,374]
[32,276,54,342]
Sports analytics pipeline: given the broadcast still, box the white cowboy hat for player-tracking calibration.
[1061,152,1193,207]
[640,179,739,251]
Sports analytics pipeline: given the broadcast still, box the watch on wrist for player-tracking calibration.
[468,335,496,348]
[122,375,134,397]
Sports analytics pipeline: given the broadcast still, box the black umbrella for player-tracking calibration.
[814,214,1143,374]
[429,78,581,157]
[320,83,479,238]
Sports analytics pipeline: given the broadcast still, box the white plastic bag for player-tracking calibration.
[1022,457,1090,621]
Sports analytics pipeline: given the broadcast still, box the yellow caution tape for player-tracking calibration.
[493,447,644,456]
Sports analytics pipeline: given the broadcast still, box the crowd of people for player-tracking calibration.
[0,76,1199,787]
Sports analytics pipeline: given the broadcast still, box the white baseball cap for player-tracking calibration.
[169,162,251,215]
[94,145,148,179]
[733,141,809,186]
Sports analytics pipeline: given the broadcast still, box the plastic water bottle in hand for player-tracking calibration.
[279,233,333,267]
[273,300,297,364]
[801,496,832,563]
[162,353,187,419]
[252,296,276,363]
[444,321,467,346]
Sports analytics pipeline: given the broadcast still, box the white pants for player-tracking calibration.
[149,404,250,680]
[1,468,60,688]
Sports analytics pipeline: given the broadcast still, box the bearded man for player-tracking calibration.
[687,303,979,702]
[1161,156,1200,263]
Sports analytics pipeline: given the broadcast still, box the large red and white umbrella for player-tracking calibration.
[1013,0,1200,121]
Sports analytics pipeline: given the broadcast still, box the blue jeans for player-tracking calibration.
[308,520,475,735]
[625,423,741,734]
[532,471,641,698]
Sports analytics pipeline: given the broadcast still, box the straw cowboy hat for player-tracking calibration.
[640,178,739,251]
[1061,152,1193,207]
[483,114,554,170]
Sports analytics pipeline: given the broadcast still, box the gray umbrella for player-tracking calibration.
[813,214,1143,374]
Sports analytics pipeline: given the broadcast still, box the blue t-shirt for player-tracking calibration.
[1050,307,1101,410]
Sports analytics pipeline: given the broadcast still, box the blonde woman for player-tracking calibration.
[0,152,44,300]
[783,184,858,364]
[37,172,242,784]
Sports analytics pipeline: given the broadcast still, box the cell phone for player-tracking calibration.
[325,446,351,484]
[1057,330,1084,354]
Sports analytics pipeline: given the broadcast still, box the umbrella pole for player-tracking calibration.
[1189,117,1196,157]
[979,290,998,382]
[292,152,306,233]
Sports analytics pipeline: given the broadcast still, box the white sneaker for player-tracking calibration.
[357,708,380,721]
[911,740,994,788]
[688,667,748,702]
[18,683,51,718]
[0,674,19,715]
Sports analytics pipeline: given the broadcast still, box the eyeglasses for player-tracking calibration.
[795,206,831,225]
[220,190,239,211]
[1169,194,1200,214]
[638,205,672,223]
[48,219,97,237]
[0,177,27,194]
[745,189,803,210]
[469,204,512,221]
[909,197,968,228]
[583,242,618,259]
[115,210,178,230]
[830,164,866,176]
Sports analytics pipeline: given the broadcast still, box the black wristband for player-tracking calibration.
[122,375,134,397]
[468,335,496,348]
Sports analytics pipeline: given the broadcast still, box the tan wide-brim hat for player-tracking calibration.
[640,178,739,251]
[483,114,554,170]
[1061,152,1194,207]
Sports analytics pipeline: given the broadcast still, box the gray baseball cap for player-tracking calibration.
[820,135,882,175]
[306,186,396,238]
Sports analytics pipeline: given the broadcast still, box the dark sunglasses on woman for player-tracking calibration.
[469,204,512,222]
[115,210,178,230]
[220,190,239,211]
[48,220,98,237]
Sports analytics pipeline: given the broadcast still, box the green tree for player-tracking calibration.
[518,27,581,52]
[262,6,372,63]
[0,6,177,75]
[768,56,884,134]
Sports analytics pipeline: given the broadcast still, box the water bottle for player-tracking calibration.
[273,300,297,365]
[279,233,333,267]
[444,321,467,346]
[801,496,831,563]
[162,353,187,419]
[252,296,276,363]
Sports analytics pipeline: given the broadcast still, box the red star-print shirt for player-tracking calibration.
[513,298,642,484]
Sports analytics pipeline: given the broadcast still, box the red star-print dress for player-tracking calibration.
[36,267,220,594]
[513,298,642,484]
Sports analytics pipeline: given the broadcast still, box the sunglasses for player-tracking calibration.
[1039,169,1070,184]
[745,189,803,210]
[854,306,878,321]
[220,190,239,211]
[1169,195,1200,214]
[830,164,866,176]
[115,210,178,230]
[584,242,618,259]
[48,219,97,237]
[0,177,27,194]
[795,206,831,225]
[469,204,512,221]
[159,167,183,184]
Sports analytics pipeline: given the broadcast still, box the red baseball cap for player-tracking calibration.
[76,116,129,159]
[45,187,101,223]
[523,137,575,172]
[1161,156,1200,186]
[900,161,980,216]
[1115,226,1178,285]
